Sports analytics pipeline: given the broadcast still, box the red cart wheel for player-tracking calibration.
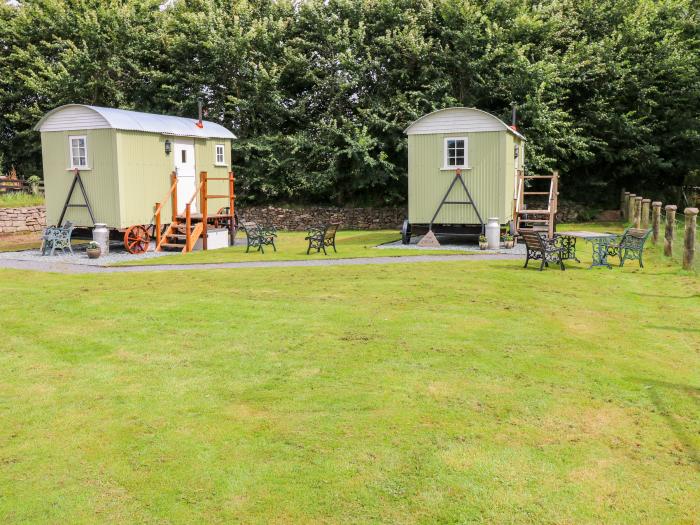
[212,206,230,228]
[124,225,151,254]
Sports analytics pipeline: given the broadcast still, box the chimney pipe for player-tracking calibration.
[196,98,204,128]
[511,104,517,129]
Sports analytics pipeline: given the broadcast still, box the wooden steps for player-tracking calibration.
[514,170,559,238]
[156,219,203,253]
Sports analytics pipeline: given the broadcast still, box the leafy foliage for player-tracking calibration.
[1,0,698,206]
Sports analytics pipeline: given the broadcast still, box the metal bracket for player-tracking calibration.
[429,168,485,233]
[57,169,96,226]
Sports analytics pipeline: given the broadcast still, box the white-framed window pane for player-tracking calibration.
[445,138,466,167]
[215,144,225,164]
[69,136,88,168]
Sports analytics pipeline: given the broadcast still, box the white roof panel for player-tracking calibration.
[404,107,525,140]
[35,104,236,139]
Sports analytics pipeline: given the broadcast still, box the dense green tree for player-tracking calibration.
[1,0,698,206]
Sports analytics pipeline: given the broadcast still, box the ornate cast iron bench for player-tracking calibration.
[521,230,566,271]
[41,221,75,256]
[240,221,277,253]
[305,223,340,255]
[607,227,652,268]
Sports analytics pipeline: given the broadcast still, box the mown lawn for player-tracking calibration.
[116,229,475,266]
[0,231,698,523]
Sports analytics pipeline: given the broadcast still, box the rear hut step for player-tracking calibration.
[513,170,559,238]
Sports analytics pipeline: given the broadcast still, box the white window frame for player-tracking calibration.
[214,144,226,166]
[442,137,468,170]
[69,135,89,170]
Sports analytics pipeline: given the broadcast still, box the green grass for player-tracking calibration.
[115,230,476,266]
[0,228,698,523]
[0,192,44,208]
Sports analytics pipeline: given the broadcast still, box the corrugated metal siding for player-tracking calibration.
[42,129,121,227]
[503,133,515,222]
[117,133,232,228]
[38,106,110,132]
[116,131,176,228]
[408,131,507,225]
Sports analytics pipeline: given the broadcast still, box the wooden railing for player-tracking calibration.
[184,176,204,252]
[154,170,236,253]
[203,171,236,249]
[154,171,178,248]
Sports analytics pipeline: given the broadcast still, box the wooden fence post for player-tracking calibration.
[664,205,677,257]
[651,201,662,244]
[641,199,651,229]
[627,194,636,223]
[683,207,698,270]
[620,189,627,215]
[623,191,631,219]
[634,196,643,228]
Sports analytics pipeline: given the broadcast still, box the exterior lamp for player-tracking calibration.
[164,139,172,156]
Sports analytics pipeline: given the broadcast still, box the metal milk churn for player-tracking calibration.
[486,217,500,250]
[92,223,110,255]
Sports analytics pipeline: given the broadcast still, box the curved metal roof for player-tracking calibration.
[35,104,236,139]
[404,107,525,140]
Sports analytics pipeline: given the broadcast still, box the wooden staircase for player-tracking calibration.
[514,170,559,238]
[153,170,235,253]
[158,218,204,252]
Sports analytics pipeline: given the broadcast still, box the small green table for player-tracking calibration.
[556,231,619,269]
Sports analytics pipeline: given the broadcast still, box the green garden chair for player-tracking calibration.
[607,227,652,268]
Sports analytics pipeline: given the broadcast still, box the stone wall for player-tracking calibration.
[236,205,406,231]
[0,205,46,234]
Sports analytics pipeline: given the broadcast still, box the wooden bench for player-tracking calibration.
[240,221,277,253]
[521,230,566,271]
[607,227,652,267]
[305,223,340,255]
[41,221,75,256]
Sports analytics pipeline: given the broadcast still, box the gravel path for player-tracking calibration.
[0,252,521,274]
[378,235,527,255]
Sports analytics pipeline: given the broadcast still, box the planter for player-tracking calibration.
[86,247,101,259]
[479,242,488,250]
[504,240,514,249]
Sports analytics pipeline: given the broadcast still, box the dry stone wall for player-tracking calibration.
[0,205,46,234]
[236,205,406,231]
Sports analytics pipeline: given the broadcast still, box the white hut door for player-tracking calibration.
[174,139,197,214]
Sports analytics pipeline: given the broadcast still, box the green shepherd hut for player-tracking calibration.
[35,104,237,253]
[402,107,556,244]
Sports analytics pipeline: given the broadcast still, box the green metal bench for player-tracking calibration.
[607,227,652,267]
[521,230,566,271]
[41,221,75,256]
[240,221,277,253]
[305,223,339,255]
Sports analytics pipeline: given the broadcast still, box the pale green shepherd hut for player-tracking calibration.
[35,104,236,252]
[402,107,526,244]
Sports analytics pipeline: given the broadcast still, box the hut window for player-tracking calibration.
[181,149,187,163]
[69,136,88,169]
[215,144,225,165]
[444,137,467,169]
